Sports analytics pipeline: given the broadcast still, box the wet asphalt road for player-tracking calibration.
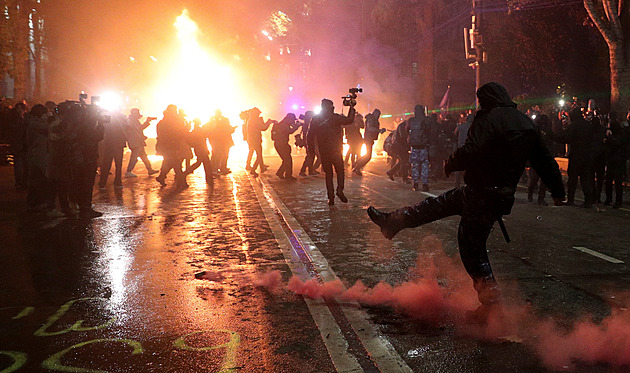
[1,153,630,372]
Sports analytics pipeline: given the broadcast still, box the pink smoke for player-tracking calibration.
[254,270,283,293]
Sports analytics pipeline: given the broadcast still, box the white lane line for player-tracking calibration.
[254,175,413,373]
[572,247,624,264]
[249,176,364,373]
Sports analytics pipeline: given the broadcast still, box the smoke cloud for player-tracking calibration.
[252,236,630,370]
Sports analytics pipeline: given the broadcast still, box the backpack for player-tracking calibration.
[383,131,395,155]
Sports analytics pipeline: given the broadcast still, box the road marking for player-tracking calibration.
[572,247,624,264]
[249,173,412,373]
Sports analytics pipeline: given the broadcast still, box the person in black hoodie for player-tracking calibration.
[366,82,566,319]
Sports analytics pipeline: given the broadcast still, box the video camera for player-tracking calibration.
[342,87,362,107]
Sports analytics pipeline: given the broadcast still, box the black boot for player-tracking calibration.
[367,206,407,240]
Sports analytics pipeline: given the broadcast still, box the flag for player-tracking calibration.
[439,85,451,111]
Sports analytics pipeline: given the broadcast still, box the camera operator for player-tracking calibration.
[271,113,301,180]
[124,108,158,177]
[311,98,356,205]
[298,111,319,177]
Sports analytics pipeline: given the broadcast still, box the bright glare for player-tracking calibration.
[150,9,240,124]
[99,91,123,112]
[314,106,322,114]
[559,99,565,106]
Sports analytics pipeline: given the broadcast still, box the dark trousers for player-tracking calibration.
[300,142,319,174]
[27,164,47,208]
[387,151,409,180]
[13,153,28,189]
[100,147,124,186]
[394,186,500,304]
[592,153,606,203]
[274,142,293,177]
[71,159,98,210]
[527,168,547,201]
[320,152,344,199]
[248,143,264,172]
[186,152,213,183]
[354,140,374,170]
[605,160,625,206]
[211,146,229,174]
[567,156,593,204]
[157,150,183,181]
[345,142,362,167]
[127,147,153,173]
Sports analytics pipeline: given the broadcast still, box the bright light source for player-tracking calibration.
[150,56,158,62]
[267,35,273,41]
[314,106,322,114]
[265,54,271,61]
[288,86,293,91]
[292,104,298,110]
[99,91,122,112]
[129,56,136,62]
[531,114,537,120]
[559,99,565,106]
[261,30,269,36]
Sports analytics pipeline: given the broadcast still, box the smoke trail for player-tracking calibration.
[249,236,630,370]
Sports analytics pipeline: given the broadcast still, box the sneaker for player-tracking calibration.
[80,209,103,219]
[352,168,362,176]
[148,169,159,176]
[336,191,348,203]
[245,164,252,171]
[125,172,137,178]
[261,165,269,172]
[156,177,166,187]
[465,303,503,326]
[299,172,308,177]
[250,170,259,177]
[422,184,430,192]
[386,172,394,181]
[328,198,335,206]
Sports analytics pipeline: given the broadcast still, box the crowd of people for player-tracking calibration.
[0,90,628,218]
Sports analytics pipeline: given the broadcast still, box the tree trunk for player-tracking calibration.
[609,43,630,112]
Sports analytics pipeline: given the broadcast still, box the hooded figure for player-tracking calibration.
[367,82,566,321]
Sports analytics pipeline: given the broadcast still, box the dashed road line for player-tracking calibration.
[572,247,624,264]
[248,173,412,373]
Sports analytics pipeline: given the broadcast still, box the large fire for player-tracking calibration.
[150,10,240,122]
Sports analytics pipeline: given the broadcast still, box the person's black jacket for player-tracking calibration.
[605,120,629,162]
[552,109,593,159]
[445,82,565,201]
[312,107,356,155]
